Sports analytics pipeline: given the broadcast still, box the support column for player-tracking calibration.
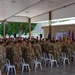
[28,18,31,40]
[3,20,6,38]
[49,11,51,40]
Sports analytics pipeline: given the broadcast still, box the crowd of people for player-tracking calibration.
[0,36,75,75]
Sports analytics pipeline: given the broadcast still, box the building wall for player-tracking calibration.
[43,24,75,40]
[43,26,49,39]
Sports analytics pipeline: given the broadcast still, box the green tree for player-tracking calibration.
[6,22,36,35]
[0,22,3,36]
[0,22,36,36]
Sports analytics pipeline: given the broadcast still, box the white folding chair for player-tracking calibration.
[5,59,16,75]
[60,52,70,65]
[48,54,58,67]
[33,57,42,71]
[20,58,30,73]
[0,69,1,75]
[73,51,75,63]
[40,53,45,64]
[42,53,50,66]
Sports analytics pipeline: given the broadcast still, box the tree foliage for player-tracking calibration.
[0,22,36,36]
[0,23,3,36]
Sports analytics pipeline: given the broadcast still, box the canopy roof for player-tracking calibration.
[0,0,75,22]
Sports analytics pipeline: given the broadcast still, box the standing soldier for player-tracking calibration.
[66,39,73,62]
[47,43,54,54]
[0,41,6,74]
[53,41,61,63]
[25,41,35,68]
[43,38,50,54]
[71,40,75,51]
[5,41,13,64]
[12,41,22,72]
[20,41,27,59]
[32,40,42,61]
[40,40,45,53]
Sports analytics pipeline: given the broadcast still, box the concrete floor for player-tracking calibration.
[10,63,75,75]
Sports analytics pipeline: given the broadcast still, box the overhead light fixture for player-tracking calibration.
[48,0,54,3]
[42,0,54,3]
[11,0,24,3]
[11,0,17,3]
[26,11,28,13]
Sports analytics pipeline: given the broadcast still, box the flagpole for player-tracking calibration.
[68,27,70,38]
[72,30,74,41]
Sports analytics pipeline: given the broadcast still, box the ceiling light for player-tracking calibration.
[11,0,17,3]
[26,11,28,13]
[11,0,24,3]
[48,0,54,3]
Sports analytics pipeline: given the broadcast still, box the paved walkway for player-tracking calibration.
[10,63,75,75]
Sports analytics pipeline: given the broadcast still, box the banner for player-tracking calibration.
[72,30,74,40]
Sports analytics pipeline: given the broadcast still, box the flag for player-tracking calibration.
[72,30,74,40]
[68,27,71,38]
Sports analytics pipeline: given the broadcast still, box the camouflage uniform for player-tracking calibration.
[61,42,67,53]
[47,43,54,54]
[43,41,50,54]
[0,45,6,72]
[19,41,27,58]
[71,41,75,51]
[66,43,73,62]
[25,46,35,67]
[32,43,42,60]
[57,42,62,54]
[12,45,22,71]
[53,43,61,62]
[5,45,13,64]
[40,41,45,53]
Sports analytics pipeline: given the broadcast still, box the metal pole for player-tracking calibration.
[49,11,51,40]
[3,20,6,38]
[28,18,31,40]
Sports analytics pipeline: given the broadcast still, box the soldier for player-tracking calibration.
[12,41,22,72]
[40,40,45,53]
[0,41,6,73]
[53,41,61,63]
[43,38,50,54]
[5,41,13,64]
[61,41,67,53]
[71,40,75,51]
[32,40,42,61]
[25,41,35,68]
[20,41,27,59]
[47,43,54,54]
[66,39,73,62]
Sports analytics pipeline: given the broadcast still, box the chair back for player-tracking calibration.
[6,59,10,66]
[35,56,38,61]
[21,58,25,64]
[73,51,75,57]
[43,53,48,58]
[0,69,1,75]
[61,52,66,58]
[33,56,38,63]
[48,54,54,60]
